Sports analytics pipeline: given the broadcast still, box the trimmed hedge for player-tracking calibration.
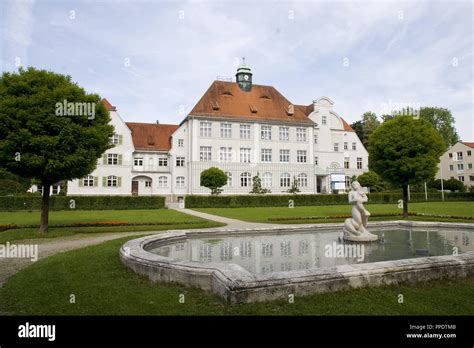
[185,192,474,208]
[0,196,166,211]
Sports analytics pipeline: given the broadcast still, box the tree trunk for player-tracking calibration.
[402,184,409,219]
[39,184,50,234]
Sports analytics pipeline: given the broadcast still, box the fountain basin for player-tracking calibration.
[120,221,474,303]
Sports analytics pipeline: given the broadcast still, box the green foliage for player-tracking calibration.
[0,169,31,195]
[185,192,474,208]
[200,167,228,195]
[429,178,465,192]
[287,176,300,194]
[357,171,384,192]
[418,107,459,149]
[250,173,270,194]
[350,111,380,148]
[369,116,445,187]
[0,195,165,211]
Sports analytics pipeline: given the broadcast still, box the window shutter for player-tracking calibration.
[93,177,98,187]
[103,154,108,165]
[78,178,83,187]
[117,177,122,187]
[118,135,123,145]
[102,177,107,187]
[118,154,123,165]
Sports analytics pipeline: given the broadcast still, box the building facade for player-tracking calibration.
[436,141,474,187]
[67,64,369,201]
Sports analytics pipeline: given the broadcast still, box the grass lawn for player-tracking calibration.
[0,235,473,315]
[0,209,224,243]
[193,201,474,224]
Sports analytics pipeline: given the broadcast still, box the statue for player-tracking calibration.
[343,181,378,242]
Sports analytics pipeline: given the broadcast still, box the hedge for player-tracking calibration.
[0,196,166,211]
[185,192,474,208]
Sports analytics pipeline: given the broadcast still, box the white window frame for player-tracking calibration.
[296,128,307,142]
[200,146,212,162]
[297,150,307,163]
[176,176,185,188]
[219,147,232,163]
[279,127,289,141]
[261,125,272,140]
[280,149,290,163]
[199,121,212,137]
[158,176,168,188]
[280,173,291,187]
[240,148,251,163]
[240,172,251,187]
[261,149,272,163]
[240,124,251,139]
[220,123,232,138]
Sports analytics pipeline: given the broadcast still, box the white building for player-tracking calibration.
[436,141,474,187]
[67,64,368,201]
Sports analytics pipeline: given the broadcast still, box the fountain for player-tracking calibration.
[343,181,378,242]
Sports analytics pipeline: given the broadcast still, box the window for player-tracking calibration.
[225,172,232,187]
[83,175,94,187]
[240,148,251,163]
[261,125,272,140]
[322,116,327,125]
[200,146,212,162]
[110,134,120,145]
[280,149,290,163]
[314,156,318,166]
[458,176,465,182]
[345,176,351,190]
[106,175,117,187]
[240,124,251,139]
[52,186,59,195]
[314,134,318,144]
[178,139,184,147]
[296,128,307,142]
[297,173,308,187]
[261,149,272,163]
[344,142,348,150]
[357,157,363,169]
[199,121,212,137]
[134,157,143,166]
[469,163,473,169]
[158,176,168,187]
[262,243,273,258]
[241,172,251,187]
[279,127,289,141]
[299,240,309,255]
[344,157,350,169]
[457,164,464,171]
[450,165,454,171]
[334,143,339,152]
[468,151,472,156]
[262,172,272,188]
[280,241,291,256]
[219,147,232,162]
[176,156,185,167]
[470,175,474,182]
[352,142,356,150]
[220,123,232,138]
[176,176,185,188]
[457,152,463,160]
[280,173,291,187]
[158,157,168,166]
[220,242,232,261]
[297,150,307,163]
[145,181,152,187]
[449,153,453,158]
[107,154,119,165]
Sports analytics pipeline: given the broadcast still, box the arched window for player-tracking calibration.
[158,176,168,188]
[107,175,117,187]
[176,176,185,188]
[225,172,233,187]
[297,173,308,187]
[262,172,272,188]
[240,172,251,187]
[280,173,291,187]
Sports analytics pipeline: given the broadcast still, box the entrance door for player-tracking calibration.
[131,181,139,196]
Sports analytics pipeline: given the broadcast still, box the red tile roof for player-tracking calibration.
[126,123,179,151]
[462,142,474,148]
[100,98,116,111]
[189,81,314,124]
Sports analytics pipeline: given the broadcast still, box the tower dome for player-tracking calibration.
[235,57,252,92]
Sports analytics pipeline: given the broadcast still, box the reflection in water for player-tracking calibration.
[148,229,473,275]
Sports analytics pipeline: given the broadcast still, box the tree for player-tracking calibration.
[0,168,31,195]
[250,173,270,194]
[429,178,465,192]
[350,120,364,145]
[200,167,227,195]
[287,176,300,194]
[350,111,380,148]
[368,116,445,218]
[357,171,383,192]
[0,68,114,233]
[418,107,459,149]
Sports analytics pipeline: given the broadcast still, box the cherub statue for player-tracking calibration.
[343,181,378,241]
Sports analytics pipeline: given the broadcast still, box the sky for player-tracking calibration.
[1,0,473,140]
